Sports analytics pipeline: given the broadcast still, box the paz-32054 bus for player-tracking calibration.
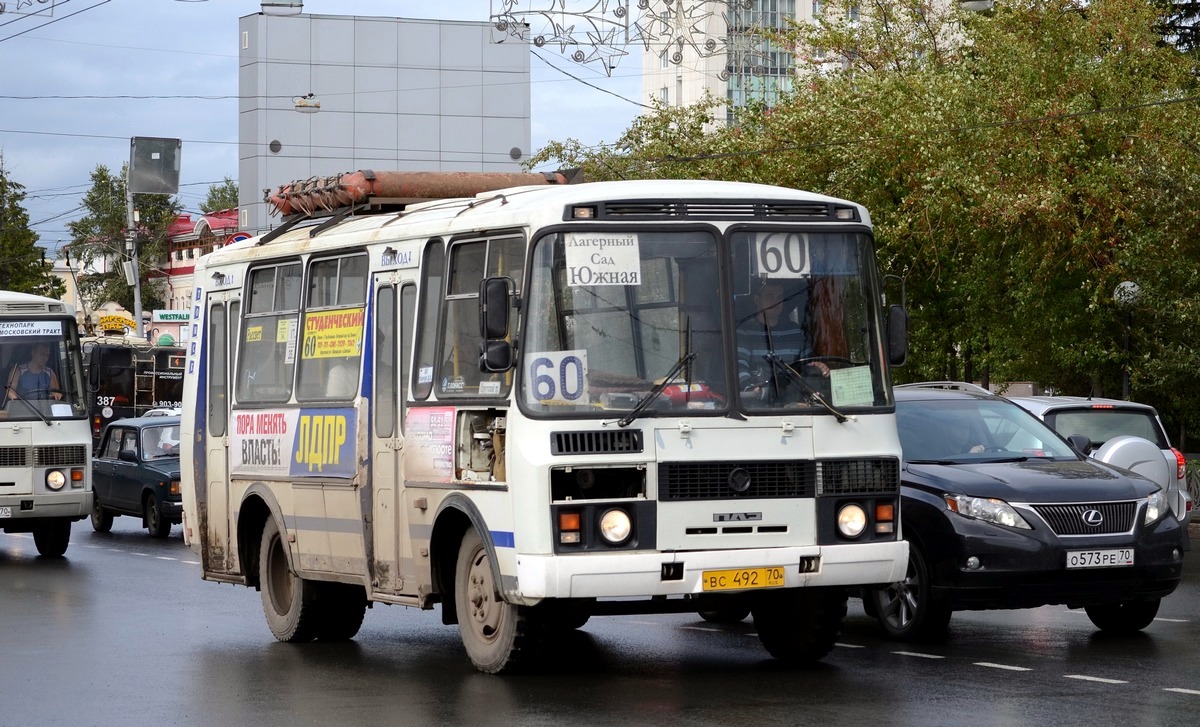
[181,171,909,673]
[0,291,90,557]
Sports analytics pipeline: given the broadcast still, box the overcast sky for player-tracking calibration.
[0,0,647,253]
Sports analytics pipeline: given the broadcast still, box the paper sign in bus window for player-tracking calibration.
[830,366,874,407]
[0,321,62,337]
[564,233,641,286]
[301,307,365,359]
[525,350,589,406]
[754,231,811,279]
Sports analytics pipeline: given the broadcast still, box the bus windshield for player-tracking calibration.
[0,319,85,421]
[521,227,891,417]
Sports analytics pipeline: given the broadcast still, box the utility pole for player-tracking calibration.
[126,187,145,337]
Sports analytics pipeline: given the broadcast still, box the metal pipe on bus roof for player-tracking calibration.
[265,169,580,218]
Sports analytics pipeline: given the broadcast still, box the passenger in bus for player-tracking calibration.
[5,343,62,402]
[326,359,358,399]
[736,279,828,401]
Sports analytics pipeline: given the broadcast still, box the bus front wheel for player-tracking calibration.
[33,520,71,557]
[259,518,319,642]
[455,529,540,673]
[752,587,846,663]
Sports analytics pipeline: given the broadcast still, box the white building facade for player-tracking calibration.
[238,10,532,234]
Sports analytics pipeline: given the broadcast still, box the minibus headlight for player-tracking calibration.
[46,470,67,491]
[837,503,867,538]
[599,509,632,544]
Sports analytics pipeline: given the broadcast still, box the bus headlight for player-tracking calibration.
[46,470,67,491]
[599,508,632,544]
[837,503,867,538]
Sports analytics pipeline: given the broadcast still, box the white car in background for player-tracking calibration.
[1008,395,1192,525]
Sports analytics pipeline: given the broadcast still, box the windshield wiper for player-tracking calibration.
[763,352,853,423]
[4,386,53,426]
[616,352,698,428]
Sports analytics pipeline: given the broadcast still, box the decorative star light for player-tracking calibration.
[490,0,745,76]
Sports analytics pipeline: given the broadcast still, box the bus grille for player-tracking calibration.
[35,445,88,467]
[818,458,900,495]
[659,461,816,500]
[659,458,900,501]
[587,200,849,222]
[1030,502,1137,535]
[0,446,27,467]
[551,430,644,455]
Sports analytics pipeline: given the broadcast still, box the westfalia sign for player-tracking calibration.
[152,310,191,323]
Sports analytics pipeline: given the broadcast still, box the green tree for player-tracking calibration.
[531,0,1200,442]
[201,177,238,213]
[0,156,65,297]
[67,164,182,313]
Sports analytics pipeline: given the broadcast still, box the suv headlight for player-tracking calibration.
[1144,490,1167,525]
[945,494,1031,529]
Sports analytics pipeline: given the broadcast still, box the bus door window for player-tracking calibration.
[208,303,228,437]
[297,253,368,401]
[437,235,523,398]
[237,262,301,404]
[411,241,444,400]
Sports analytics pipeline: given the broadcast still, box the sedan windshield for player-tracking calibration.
[899,398,1077,463]
[142,424,180,460]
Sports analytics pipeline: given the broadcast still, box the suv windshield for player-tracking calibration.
[899,397,1076,463]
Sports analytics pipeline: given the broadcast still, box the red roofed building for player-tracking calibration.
[154,208,239,342]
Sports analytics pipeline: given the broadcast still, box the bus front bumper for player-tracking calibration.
[0,491,91,527]
[513,540,908,600]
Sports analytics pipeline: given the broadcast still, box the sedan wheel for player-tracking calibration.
[90,494,114,533]
[145,494,172,539]
[869,541,952,641]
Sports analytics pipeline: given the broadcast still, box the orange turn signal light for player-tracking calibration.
[875,503,895,522]
[559,512,581,531]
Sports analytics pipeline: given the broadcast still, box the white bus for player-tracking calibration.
[182,171,909,673]
[0,291,91,557]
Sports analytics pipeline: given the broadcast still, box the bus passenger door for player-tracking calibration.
[370,279,416,595]
[201,293,238,573]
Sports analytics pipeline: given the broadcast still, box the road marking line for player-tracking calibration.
[681,626,722,632]
[182,560,200,565]
[894,651,944,659]
[1064,675,1127,684]
[155,556,176,561]
[835,643,865,649]
[131,552,152,557]
[1163,688,1200,696]
[975,662,1031,671]
[1153,617,1188,623]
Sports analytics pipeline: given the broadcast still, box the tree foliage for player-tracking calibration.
[201,177,238,214]
[0,156,64,297]
[531,0,1200,443]
[66,164,182,313]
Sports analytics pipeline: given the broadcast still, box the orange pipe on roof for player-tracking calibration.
[266,169,577,217]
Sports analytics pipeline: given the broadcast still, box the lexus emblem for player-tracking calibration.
[727,468,752,493]
[1081,509,1104,527]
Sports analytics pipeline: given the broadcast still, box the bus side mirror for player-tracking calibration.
[480,277,512,340]
[481,340,513,373]
[479,276,515,373]
[887,305,908,367]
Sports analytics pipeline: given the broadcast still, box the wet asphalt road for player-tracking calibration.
[2,520,1199,727]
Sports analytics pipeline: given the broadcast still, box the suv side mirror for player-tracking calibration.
[887,305,908,367]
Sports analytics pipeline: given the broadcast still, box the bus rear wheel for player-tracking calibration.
[455,529,540,673]
[259,518,319,642]
[33,520,71,557]
[314,582,368,641]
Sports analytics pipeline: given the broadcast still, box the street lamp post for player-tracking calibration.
[1113,280,1141,400]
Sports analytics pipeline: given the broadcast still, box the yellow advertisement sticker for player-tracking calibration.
[301,307,366,359]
